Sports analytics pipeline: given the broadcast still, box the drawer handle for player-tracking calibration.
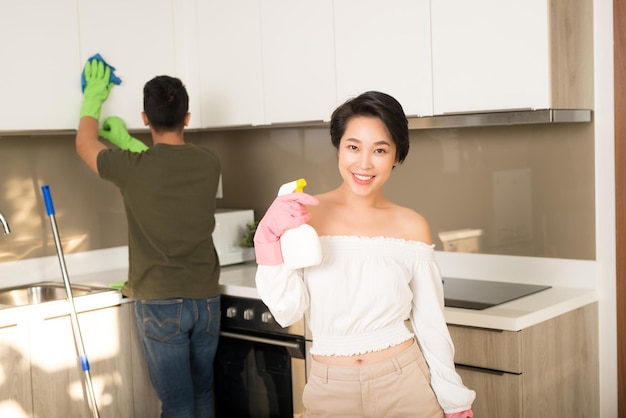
[455,363,519,376]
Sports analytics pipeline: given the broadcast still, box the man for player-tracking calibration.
[76,58,222,418]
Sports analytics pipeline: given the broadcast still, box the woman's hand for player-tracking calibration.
[254,192,319,265]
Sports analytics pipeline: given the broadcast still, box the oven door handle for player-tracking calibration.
[220,331,302,349]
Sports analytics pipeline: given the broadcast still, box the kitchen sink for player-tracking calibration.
[0,282,109,307]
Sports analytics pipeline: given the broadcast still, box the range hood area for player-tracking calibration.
[267,108,593,131]
[0,109,593,136]
[407,109,592,130]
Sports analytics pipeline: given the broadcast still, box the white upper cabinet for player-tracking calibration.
[260,0,336,124]
[334,0,433,117]
[0,1,81,131]
[431,0,592,115]
[0,0,591,133]
[78,0,184,130]
[195,0,336,127]
[172,0,203,129]
[196,0,265,128]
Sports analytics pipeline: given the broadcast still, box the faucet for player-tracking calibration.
[0,212,9,235]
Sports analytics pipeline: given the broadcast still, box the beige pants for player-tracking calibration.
[303,340,444,418]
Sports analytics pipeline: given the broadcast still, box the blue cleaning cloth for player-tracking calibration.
[81,53,122,92]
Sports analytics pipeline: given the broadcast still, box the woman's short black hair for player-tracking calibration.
[143,75,189,133]
[329,91,409,164]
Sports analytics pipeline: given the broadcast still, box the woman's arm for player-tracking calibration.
[255,264,310,327]
[409,257,476,414]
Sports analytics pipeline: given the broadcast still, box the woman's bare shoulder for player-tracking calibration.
[393,205,433,244]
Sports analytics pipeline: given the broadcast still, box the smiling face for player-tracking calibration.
[337,115,398,196]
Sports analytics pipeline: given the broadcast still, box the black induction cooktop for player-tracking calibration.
[443,277,551,310]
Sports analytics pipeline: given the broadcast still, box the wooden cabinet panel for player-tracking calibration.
[457,366,522,418]
[29,305,133,418]
[520,302,599,417]
[450,303,599,417]
[448,325,522,373]
[0,323,32,418]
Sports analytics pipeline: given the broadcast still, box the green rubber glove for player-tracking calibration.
[80,58,114,120]
[99,116,148,152]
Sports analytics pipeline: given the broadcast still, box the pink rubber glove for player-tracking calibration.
[254,192,319,265]
[445,410,473,418]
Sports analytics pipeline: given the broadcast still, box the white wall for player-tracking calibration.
[593,0,617,416]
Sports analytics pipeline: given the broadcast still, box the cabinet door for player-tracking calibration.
[261,0,336,124]
[172,0,202,130]
[0,323,32,418]
[0,0,81,131]
[29,306,133,418]
[448,325,522,373]
[196,0,265,128]
[334,0,433,117]
[78,0,181,130]
[431,0,550,114]
[456,366,522,418]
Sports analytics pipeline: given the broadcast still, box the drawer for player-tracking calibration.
[448,325,522,373]
[456,365,522,418]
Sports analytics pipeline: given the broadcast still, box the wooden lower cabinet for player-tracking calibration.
[15,302,159,418]
[456,367,522,417]
[0,302,161,418]
[449,303,599,418]
[29,304,134,418]
[0,323,32,418]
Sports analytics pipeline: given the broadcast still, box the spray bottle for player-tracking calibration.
[278,178,322,269]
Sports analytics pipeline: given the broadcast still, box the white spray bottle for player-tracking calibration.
[278,178,322,269]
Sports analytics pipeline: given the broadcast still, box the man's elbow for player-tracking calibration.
[76,141,101,174]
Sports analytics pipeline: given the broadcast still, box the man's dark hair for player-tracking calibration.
[143,75,189,133]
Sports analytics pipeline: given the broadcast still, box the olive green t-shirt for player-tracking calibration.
[97,143,221,300]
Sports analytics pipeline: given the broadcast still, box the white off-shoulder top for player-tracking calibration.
[255,235,475,414]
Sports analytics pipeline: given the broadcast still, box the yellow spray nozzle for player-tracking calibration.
[294,178,307,193]
[278,178,308,196]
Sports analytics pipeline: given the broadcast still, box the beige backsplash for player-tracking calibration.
[0,121,595,262]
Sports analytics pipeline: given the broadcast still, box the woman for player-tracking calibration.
[254,91,475,417]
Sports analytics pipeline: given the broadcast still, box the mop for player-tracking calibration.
[41,185,100,418]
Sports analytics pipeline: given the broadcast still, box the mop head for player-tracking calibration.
[81,53,122,92]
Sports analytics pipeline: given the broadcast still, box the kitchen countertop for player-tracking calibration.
[0,258,598,332]
[216,261,598,332]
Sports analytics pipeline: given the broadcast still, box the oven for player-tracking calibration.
[214,294,311,418]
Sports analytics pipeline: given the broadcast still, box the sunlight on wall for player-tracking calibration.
[0,401,30,418]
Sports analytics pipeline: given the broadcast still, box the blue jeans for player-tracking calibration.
[135,296,221,418]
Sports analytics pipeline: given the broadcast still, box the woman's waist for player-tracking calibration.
[312,337,414,367]
[309,323,413,359]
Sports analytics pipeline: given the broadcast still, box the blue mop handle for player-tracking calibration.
[42,185,55,216]
[40,184,99,417]
[42,185,90,374]
[80,354,91,372]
